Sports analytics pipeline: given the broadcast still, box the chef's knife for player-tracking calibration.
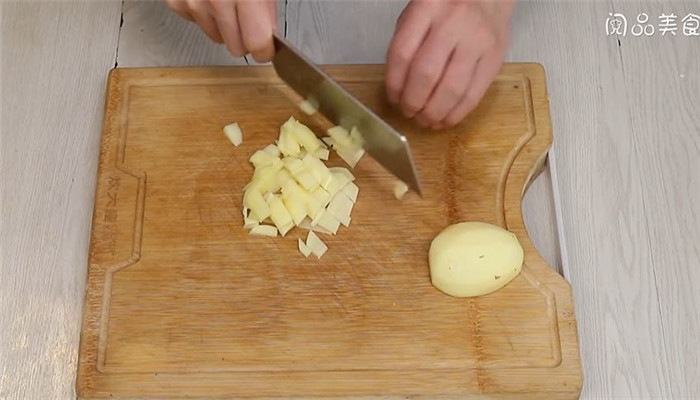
[271,34,422,196]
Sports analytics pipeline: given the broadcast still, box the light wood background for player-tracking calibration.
[1,1,698,399]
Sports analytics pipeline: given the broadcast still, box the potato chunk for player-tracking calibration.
[429,222,523,297]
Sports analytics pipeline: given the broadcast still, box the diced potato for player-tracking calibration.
[314,148,330,160]
[249,150,275,168]
[323,171,351,197]
[429,222,523,297]
[289,118,322,153]
[243,217,259,230]
[293,169,319,192]
[278,124,301,157]
[297,217,333,235]
[252,162,282,179]
[326,193,354,227]
[298,238,313,257]
[267,195,295,236]
[310,187,331,209]
[280,180,319,220]
[282,195,307,225]
[223,122,243,146]
[244,178,266,195]
[243,189,270,221]
[239,117,364,252]
[310,208,326,226]
[328,167,355,182]
[305,194,326,219]
[281,179,307,200]
[336,215,351,227]
[316,211,340,234]
[320,174,334,190]
[280,221,295,236]
[252,164,282,193]
[248,210,262,222]
[349,126,364,147]
[276,169,294,187]
[267,180,282,194]
[298,97,319,116]
[327,126,352,148]
[282,156,305,174]
[250,224,278,237]
[336,146,365,168]
[340,182,359,203]
[302,153,332,184]
[262,144,280,157]
[325,126,365,167]
[306,231,328,258]
[394,181,408,200]
[301,152,327,171]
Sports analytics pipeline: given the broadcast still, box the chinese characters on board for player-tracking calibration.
[606,12,700,36]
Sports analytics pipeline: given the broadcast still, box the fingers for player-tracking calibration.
[166,0,195,21]
[267,0,279,34]
[440,51,504,128]
[237,0,276,62]
[210,0,246,56]
[397,24,458,119]
[385,6,431,105]
[186,0,223,43]
[414,44,477,128]
[168,0,277,61]
[384,1,512,129]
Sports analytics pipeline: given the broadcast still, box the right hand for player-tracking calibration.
[166,0,278,62]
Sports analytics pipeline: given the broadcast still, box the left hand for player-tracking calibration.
[385,0,514,129]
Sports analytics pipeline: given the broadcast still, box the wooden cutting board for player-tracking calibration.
[77,64,582,399]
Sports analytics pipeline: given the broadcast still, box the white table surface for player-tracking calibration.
[1,1,698,399]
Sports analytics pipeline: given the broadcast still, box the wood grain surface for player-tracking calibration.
[75,64,581,399]
[611,2,700,397]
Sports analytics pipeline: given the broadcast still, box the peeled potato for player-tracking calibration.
[429,222,523,297]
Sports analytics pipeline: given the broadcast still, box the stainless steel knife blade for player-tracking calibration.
[271,34,422,196]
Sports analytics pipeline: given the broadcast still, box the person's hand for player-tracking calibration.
[166,0,278,62]
[385,0,514,129]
